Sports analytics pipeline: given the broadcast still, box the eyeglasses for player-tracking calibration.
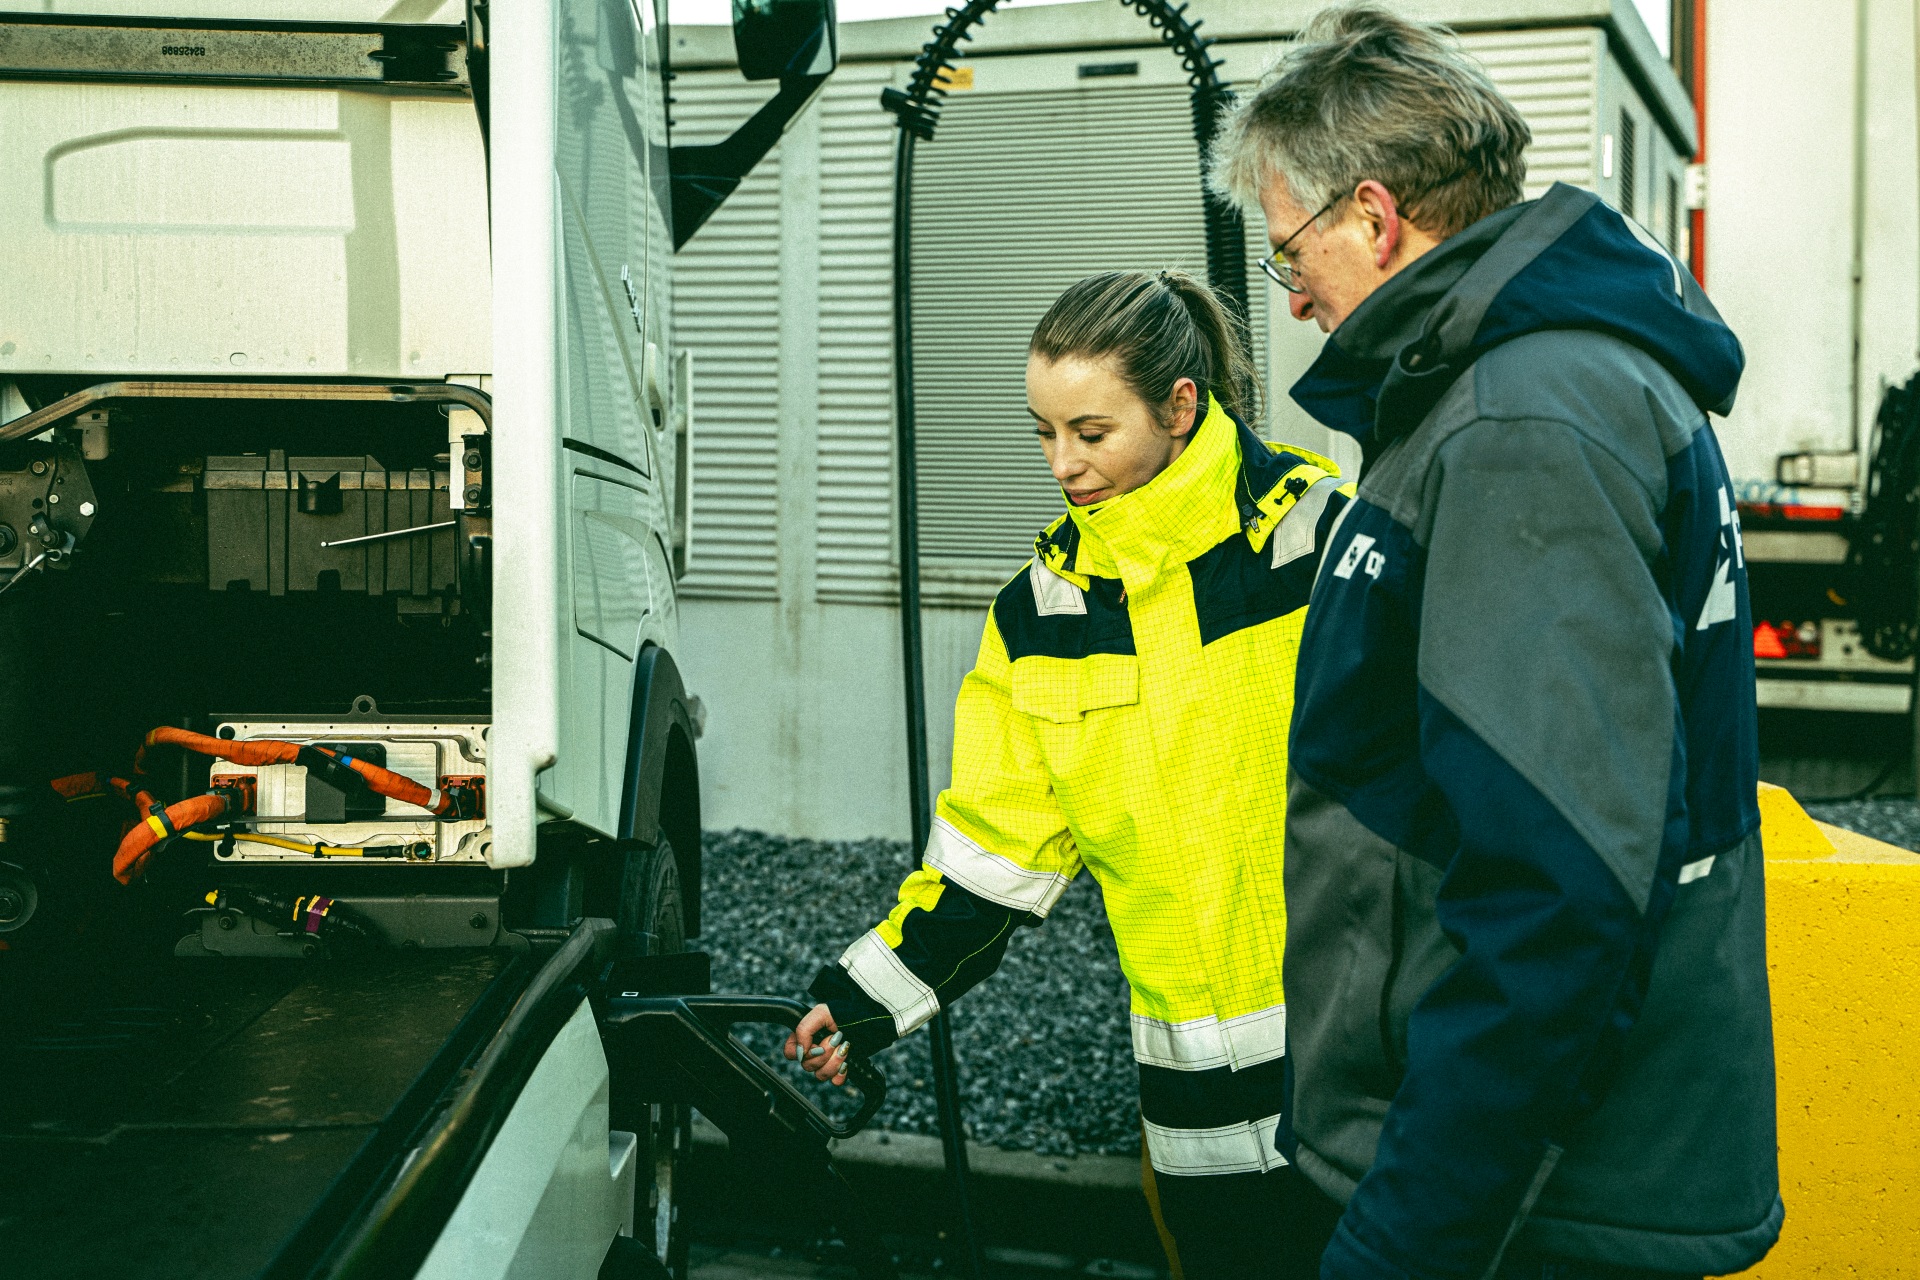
[1259,195,1342,294]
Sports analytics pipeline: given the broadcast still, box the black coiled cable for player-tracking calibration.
[1847,375,1920,661]
[881,0,1249,323]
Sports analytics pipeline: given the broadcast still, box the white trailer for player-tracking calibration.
[1704,0,1920,718]
[0,1,859,1276]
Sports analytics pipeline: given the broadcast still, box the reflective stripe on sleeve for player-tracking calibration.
[839,929,941,1037]
[1143,1112,1289,1177]
[1131,1004,1286,1071]
[924,817,1073,918]
[1678,854,1716,884]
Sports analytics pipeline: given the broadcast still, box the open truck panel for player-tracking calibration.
[0,1,858,1275]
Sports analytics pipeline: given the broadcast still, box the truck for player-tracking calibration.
[1702,0,1920,736]
[0,1,879,1277]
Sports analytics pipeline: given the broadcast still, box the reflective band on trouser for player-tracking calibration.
[1143,1113,1288,1177]
[839,929,941,1037]
[1131,1004,1287,1071]
[923,817,1073,918]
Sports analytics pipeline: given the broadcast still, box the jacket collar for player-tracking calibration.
[1289,183,1744,459]
[1032,395,1342,585]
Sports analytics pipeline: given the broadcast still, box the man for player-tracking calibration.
[1209,7,1781,1280]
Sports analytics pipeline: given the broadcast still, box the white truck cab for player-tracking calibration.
[0,1,843,1275]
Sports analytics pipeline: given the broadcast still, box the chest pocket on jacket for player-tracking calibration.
[1011,654,1139,723]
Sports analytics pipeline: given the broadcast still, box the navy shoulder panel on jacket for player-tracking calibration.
[993,566,1136,662]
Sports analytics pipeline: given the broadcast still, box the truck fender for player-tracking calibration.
[619,643,702,935]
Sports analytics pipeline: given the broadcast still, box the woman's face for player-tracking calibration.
[1026,354,1196,508]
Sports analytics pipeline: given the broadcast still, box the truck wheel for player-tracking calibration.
[616,839,692,1279]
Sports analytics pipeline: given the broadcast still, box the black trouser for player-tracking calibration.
[1153,1163,1341,1280]
[1155,1163,1704,1280]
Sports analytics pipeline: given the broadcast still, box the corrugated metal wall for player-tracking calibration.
[672,77,783,598]
[908,79,1272,575]
[817,64,903,603]
[1472,28,1599,193]
[670,24,1675,601]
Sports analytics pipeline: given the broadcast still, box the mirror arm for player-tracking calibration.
[668,72,828,250]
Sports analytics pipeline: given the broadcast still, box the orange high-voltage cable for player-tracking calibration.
[138,727,456,816]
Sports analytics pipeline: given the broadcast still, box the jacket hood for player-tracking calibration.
[1290,183,1744,453]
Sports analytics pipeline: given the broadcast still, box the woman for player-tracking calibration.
[786,269,1351,1277]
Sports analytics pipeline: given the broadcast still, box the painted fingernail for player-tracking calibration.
[827,1031,845,1048]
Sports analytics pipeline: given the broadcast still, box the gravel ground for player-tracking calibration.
[697,793,1920,1157]
[698,829,1141,1157]
[1803,797,1920,851]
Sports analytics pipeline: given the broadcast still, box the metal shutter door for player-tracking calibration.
[1460,28,1600,194]
[817,63,903,603]
[670,70,782,599]
[908,80,1270,576]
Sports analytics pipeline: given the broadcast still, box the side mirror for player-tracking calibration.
[668,0,838,249]
[733,0,837,82]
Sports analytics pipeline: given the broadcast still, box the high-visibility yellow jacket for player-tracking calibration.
[811,396,1351,1178]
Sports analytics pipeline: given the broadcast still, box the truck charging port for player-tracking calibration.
[209,776,257,816]
[439,775,485,821]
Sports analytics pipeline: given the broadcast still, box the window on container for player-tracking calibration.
[1667,173,1680,252]
[1619,111,1638,220]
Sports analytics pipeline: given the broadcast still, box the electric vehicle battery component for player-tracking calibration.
[204,452,457,597]
[204,718,490,864]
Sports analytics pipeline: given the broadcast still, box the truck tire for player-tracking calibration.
[615,836,685,957]
[616,838,693,1279]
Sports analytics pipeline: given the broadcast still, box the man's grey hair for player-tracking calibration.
[1210,5,1531,238]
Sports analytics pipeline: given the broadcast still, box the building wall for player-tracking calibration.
[675,4,1692,841]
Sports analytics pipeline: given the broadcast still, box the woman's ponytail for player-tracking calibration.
[1160,271,1262,425]
[1030,268,1263,427]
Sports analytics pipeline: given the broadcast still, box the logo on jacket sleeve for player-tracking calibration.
[1696,485,1743,631]
[1332,533,1384,580]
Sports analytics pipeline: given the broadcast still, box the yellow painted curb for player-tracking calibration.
[1728,786,1920,1277]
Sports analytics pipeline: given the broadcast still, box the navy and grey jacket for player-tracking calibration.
[1282,183,1780,1279]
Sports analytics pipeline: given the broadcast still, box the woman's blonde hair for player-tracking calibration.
[1029,269,1262,426]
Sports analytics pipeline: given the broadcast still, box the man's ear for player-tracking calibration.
[1353,179,1403,270]
[1168,377,1200,437]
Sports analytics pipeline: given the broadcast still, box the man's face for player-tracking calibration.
[1258,176,1403,333]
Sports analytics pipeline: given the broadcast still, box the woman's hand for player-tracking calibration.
[782,1003,849,1086]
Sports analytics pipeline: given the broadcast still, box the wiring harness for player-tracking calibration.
[1846,374,1920,661]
